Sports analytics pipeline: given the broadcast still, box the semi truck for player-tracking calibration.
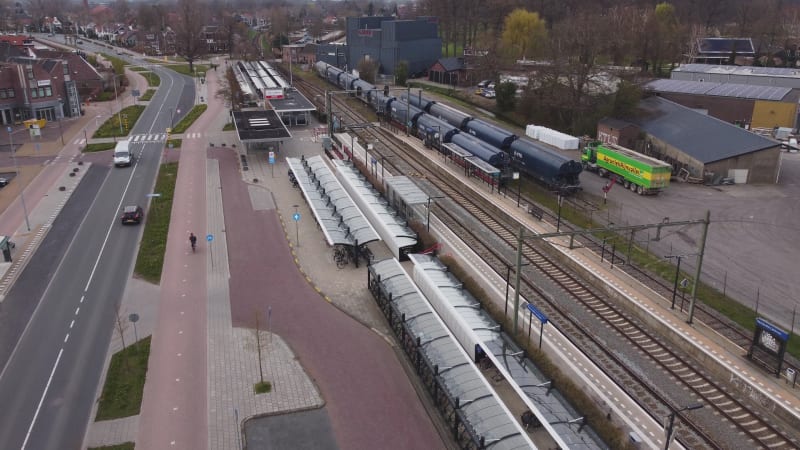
[581,142,672,195]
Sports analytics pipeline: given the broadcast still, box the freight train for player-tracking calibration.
[313,61,582,193]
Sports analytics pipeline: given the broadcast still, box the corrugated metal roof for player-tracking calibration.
[287,156,380,246]
[673,63,800,78]
[629,97,778,163]
[646,79,791,100]
[410,254,605,449]
[332,160,417,251]
[369,259,534,450]
[383,176,429,205]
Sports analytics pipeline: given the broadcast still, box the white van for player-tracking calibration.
[113,140,133,167]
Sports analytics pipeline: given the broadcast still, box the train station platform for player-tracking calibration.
[244,116,800,447]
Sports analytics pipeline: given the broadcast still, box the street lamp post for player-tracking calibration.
[379,154,393,180]
[293,204,299,247]
[504,262,530,317]
[426,196,445,232]
[112,75,123,134]
[7,127,31,231]
[664,403,703,449]
[665,255,684,310]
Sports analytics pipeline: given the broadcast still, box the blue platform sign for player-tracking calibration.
[292,212,301,222]
[268,151,275,164]
[206,234,214,242]
[756,317,789,342]
[526,303,548,324]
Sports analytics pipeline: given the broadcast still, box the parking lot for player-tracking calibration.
[577,150,800,328]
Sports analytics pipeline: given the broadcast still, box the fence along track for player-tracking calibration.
[291,77,799,448]
[370,125,796,449]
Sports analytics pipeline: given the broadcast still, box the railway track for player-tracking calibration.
[289,74,800,448]
[527,193,800,374]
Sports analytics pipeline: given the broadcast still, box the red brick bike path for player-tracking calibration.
[212,148,443,450]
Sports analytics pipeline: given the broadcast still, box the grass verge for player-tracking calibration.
[140,89,156,101]
[84,142,117,152]
[94,106,146,138]
[88,444,134,450]
[99,53,128,69]
[166,64,209,77]
[167,139,182,148]
[141,72,160,87]
[223,122,235,131]
[95,336,151,420]
[133,162,178,283]
[171,104,208,133]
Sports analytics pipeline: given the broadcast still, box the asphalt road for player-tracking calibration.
[0,59,194,448]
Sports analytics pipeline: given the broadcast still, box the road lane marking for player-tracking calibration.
[75,307,80,315]
[64,334,69,343]
[69,320,74,328]
[21,348,64,450]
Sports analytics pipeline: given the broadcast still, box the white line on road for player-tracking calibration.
[75,307,80,315]
[64,334,69,343]
[69,320,74,328]
[21,348,64,450]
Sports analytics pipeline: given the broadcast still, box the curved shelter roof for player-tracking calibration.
[369,258,534,450]
[287,156,380,247]
[332,160,417,252]
[409,253,605,450]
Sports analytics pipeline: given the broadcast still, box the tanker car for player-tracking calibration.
[312,61,581,193]
[464,119,517,150]
[510,139,582,193]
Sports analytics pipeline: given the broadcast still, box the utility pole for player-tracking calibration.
[687,210,711,324]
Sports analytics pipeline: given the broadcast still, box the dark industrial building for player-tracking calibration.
[315,43,348,69]
[599,97,781,184]
[644,78,799,129]
[345,16,441,76]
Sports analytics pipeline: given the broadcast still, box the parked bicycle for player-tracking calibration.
[333,245,349,269]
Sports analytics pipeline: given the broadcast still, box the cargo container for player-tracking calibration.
[581,142,672,195]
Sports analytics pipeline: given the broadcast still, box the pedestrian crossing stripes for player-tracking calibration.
[131,133,167,142]
[74,132,207,146]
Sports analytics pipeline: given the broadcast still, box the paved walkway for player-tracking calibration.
[8,61,792,449]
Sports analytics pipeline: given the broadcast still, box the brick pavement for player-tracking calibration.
[205,157,323,450]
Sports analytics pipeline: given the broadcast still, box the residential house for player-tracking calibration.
[0,57,82,124]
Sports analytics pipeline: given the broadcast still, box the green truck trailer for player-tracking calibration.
[581,142,672,195]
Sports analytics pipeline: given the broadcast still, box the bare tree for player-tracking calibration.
[174,0,206,73]
[250,307,269,388]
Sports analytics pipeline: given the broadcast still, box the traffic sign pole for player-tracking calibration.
[207,234,214,268]
[292,208,301,247]
[268,151,275,178]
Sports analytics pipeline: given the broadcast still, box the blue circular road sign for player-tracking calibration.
[292,212,301,222]
[206,234,214,242]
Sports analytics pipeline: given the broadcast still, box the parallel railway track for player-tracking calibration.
[288,73,800,448]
